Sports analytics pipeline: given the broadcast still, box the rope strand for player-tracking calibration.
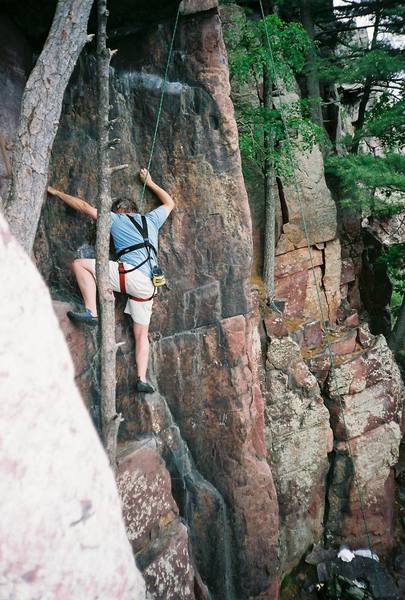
[139,3,182,213]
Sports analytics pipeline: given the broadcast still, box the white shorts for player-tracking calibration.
[90,260,154,325]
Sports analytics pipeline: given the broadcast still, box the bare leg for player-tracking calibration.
[133,322,150,381]
[71,259,98,316]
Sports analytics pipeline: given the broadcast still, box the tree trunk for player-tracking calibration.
[5,0,94,254]
[263,64,276,301]
[96,0,120,469]
[262,0,276,301]
[300,0,324,128]
[352,2,381,153]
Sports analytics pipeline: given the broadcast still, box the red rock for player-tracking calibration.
[275,247,323,278]
[221,314,246,366]
[341,258,356,285]
[141,521,196,599]
[290,360,319,395]
[307,351,331,386]
[329,329,357,356]
[117,441,179,553]
[153,319,280,597]
[264,311,288,338]
[52,300,94,409]
[1,216,145,599]
[275,233,295,256]
[357,326,375,348]
[275,269,308,319]
[302,320,323,349]
[303,267,330,322]
[327,425,401,554]
[323,239,342,323]
[329,382,401,441]
[344,311,359,328]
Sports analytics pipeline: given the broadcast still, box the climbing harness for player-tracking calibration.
[116,214,161,302]
[258,0,379,577]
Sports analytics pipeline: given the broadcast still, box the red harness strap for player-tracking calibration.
[118,262,155,303]
[118,262,127,294]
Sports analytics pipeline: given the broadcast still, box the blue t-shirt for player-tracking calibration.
[111,206,168,278]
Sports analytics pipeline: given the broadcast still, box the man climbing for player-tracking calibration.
[47,168,174,393]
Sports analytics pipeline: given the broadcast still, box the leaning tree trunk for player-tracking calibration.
[262,64,276,301]
[261,0,276,301]
[96,0,121,469]
[5,0,94,254]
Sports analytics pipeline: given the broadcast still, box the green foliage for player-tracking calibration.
[318,44,404,87]
[224,10,323,180]
[377,244,405,318]
[366,92,405,150]
[326,153,405,214]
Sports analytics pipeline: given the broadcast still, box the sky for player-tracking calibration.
[333,0,373,41]
[333,0,404,48]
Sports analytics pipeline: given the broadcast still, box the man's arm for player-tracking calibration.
[139,168,175,216]
[47,186,97,220]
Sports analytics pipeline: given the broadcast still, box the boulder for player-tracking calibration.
[325,335,405,552]
[0,214,144,599]
[280,143,337,246]
[180,0,218,15]
[117,440,200,599]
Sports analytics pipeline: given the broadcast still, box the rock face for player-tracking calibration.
[0,214,145,599]
[325,335,404,552]
[265,335,333,573]
[28,2,278,597]
[0,16,31,201]
[117,439,201,600]
[1,0,404,598]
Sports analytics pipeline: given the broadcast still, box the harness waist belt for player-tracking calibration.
[118,262,155,302]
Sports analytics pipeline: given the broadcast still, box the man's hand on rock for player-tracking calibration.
[139,168,153,186]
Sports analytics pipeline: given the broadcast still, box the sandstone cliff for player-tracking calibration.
[0,0,403,598]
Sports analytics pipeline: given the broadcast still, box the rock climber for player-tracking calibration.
[47,168,174,393]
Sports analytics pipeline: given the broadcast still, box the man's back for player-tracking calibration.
[111,206,168,277]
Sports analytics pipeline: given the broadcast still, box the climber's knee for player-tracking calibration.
[133,322,149,343]
[71,258,96,274]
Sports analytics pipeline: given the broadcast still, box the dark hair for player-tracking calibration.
[111,198,138,212]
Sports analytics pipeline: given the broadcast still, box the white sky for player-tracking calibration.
[333,0,404,48]
[333,0,373,41]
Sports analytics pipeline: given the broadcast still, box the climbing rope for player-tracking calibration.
[258,0,377,564]
[138,2,182,213]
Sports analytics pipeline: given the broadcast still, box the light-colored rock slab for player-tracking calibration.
[0,215,145,599]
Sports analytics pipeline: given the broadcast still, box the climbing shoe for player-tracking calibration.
[67,308,98,326]
[135,377,154,394]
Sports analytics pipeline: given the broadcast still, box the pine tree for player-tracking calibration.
[223,3,323,300]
